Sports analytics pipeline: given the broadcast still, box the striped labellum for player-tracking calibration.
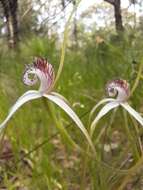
[23,58,55,93]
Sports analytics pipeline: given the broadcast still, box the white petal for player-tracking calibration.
[50,92,69,104]
[90,101,119,137]
[13,90,41,102]
[43,93,95,152]
[89,98,115,121]
[121,102,143,126]
[0,90,42,130]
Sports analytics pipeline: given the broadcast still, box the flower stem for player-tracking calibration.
[53,0,82,87]
[130,115,143,155]
[131,59,143,96]
[43,99,81,151]
[81,108,117,189]
[122,109,140,161]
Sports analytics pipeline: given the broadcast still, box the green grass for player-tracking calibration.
[0,34,143,189]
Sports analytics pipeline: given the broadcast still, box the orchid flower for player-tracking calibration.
[90,79,143,136]
[0,57,95,152]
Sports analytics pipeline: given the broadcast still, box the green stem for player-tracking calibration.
[43,99,81,150]
[0,125,8,155]
[81,108,117,189]
[130,116,143,155]
[131,59,143,96]
[53,0,82,87]
[122,109,139,161]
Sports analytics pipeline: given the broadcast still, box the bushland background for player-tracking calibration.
[0,0,143,189]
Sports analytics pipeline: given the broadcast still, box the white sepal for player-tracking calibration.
[89,98,115,121]
[90,101,119,137]
[121,102,143,126]
[43,93,95,152]
[0,90,42,130]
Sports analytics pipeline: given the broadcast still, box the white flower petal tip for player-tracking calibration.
[106,79,130,102]
[0,90,42,130]
[43,93,95,153]
[23,57,55,93]
[121,102,143,126]
[90,101,119,137]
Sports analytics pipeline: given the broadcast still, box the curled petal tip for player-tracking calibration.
[106,79,130,102]
[23,57,55,93]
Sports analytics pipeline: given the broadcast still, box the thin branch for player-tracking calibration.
[21,1,46,21]
[104,0,115,5]
[40,0,73,26]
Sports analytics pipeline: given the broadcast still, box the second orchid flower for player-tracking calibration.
[90,79,143,137]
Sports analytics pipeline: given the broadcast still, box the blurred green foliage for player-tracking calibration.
[0,32,143,189]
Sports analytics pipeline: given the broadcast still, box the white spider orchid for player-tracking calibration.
[90,79,143,136]
[0,57,95,151]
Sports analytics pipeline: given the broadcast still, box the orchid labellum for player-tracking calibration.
[90,79,143,136]
[0,57,95,151]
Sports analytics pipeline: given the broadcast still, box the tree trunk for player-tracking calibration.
[114,0,124,32]
[104,0,124,32]
[0,0,19,48]
[72,0,78,48]
[9,0,19,47]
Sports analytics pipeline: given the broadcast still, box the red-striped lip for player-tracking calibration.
[23,57,55,93]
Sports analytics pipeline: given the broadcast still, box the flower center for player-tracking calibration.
[106,79,130,102]
[23,57,55,93]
